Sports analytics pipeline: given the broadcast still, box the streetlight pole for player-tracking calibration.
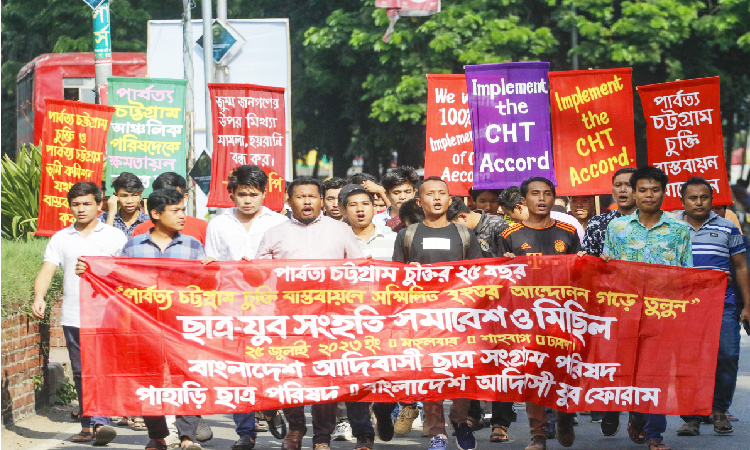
[215,0,228,83]
[93,0,112,104]
[202,0,214,157]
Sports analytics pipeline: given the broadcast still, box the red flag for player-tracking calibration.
[550,68,637,195]
[207,84,287,211]
[638,76,730,210]
[80,255,724,417]
[424,74,473,196]
[36,99,114,236]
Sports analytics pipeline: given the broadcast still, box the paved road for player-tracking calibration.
[5,334,750,450]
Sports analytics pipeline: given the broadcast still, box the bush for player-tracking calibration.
[1,144,41,240]
[1,237,62,320]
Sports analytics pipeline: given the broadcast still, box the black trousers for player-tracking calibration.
[143,415,200,441]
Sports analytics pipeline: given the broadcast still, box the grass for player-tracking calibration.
[1,237,63,320]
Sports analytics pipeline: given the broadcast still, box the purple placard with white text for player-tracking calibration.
[466,62,556,188]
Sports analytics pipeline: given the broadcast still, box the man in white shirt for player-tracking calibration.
[498,186,585,242]
[202,164,287,450]
[340,184,396,261]
[32,181,127,446]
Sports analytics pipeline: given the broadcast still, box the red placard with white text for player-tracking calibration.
[638,77,731,210]
[207,83,286,210]
[550,68,637,195]
[425,74,473,196]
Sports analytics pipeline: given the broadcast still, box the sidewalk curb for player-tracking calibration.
[26,424,82,450]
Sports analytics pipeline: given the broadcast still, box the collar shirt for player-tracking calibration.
[43,222,128,328]
[122,232,205,260]
[356,224,397,261]
[582,210,623,257]
[99,209,150,238]
[205,207,288,261]
[603,210,693,267]
[255,213,364,260]
[677,211,745,302]
[473,210,509,258]
[373,207,394,229]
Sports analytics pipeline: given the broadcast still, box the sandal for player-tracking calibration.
[676,421,700,436]
[180,441,202,450]
[117,416,130,426]
[627,413,646,444]
[132,417,147,430]
[71,430,94,442]
[70,411,81,421]
[713,413,733,434]
[646,439,671,450]
[490,426,509,443]
[145,439,168,450]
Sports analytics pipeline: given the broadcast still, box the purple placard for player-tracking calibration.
[466,62,556,188]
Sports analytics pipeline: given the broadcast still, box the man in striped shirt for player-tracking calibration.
[675,177,750,437]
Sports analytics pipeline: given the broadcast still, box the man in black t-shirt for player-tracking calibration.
[499,177,580,450]
[383,177,481,450]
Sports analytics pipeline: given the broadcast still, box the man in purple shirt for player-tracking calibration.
[255,178,366,450]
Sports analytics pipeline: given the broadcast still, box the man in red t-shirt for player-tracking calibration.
[132,173,207,244]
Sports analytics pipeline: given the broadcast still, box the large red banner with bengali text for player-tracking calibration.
[206,83,286,211]
[80,256,724,416]
[36,99,115,237]
[638,76,731,210]
[550,68,637,195]
[424,74,473,196]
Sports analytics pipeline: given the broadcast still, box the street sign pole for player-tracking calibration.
[92,0,112,104]
[216,0,228,83]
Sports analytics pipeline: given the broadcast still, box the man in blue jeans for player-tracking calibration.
[675,177,750,437]
[602,167,693,450]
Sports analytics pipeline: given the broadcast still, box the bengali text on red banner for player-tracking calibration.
[80,256,724,417]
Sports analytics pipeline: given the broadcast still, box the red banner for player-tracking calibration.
[424,74,473,196]
[206,83,286,210]
[80,256,724,417]
[550,68,636,195]
[36,99,115,237]
[638,76,731,210]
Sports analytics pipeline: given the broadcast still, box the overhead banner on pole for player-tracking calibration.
[80,255,724,416]
[466,62,556,189]
[36,99,115,236]
[549,68,637,195]
[107,77,188,195]
[424,74,473,197]
[638,76,731,210]
[206,83,286,211]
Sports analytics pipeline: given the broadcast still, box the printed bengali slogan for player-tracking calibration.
[79,256,724,417]
[36,99,115,236]
[207,83,286,211]
[638,76,731,210]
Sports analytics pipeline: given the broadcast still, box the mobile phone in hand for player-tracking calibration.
[743,319,750,336]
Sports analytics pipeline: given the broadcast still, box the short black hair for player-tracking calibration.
[446,196,471,221]
[399,198,425,226]
[498,186,523,211]
[112,172,144,194]
[347,173,378,185]
[555,196,569,206]
[68,181,102,204]
[227,165,268,193]
[153,172,188,192]
[417,176,449,195]
[321,177,347,197]
[612,167,637,183]
[340,186,373,207]
[630,166,669,191]
[520,177,556,198]
[382,166,419,192]
[469,188,502,201]
[680,176,713,200]
[147,189,184,224]
[287,177,321,197]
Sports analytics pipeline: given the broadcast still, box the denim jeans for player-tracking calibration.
[233,413,257,438]
[345,402,374,438]
[630,412,666,442]
[681,302,741,422]
[63,326,111,430]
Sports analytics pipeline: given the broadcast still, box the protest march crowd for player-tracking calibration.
[30,159,750,450]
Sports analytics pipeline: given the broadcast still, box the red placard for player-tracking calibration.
[207,83,286,210]
[424,74,473,196]
[36,99,115,236]
[638,77,730,210]
[80,255,724,416]
[550,68,636,195]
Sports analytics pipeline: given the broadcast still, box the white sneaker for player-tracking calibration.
[332,420,354,441]
[165,428,180,449]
